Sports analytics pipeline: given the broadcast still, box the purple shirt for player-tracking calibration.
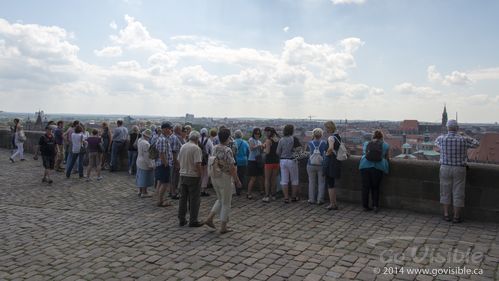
[87,136,102,153]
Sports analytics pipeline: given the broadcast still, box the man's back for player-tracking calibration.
[435,132,479,166]
[178,142,202,177]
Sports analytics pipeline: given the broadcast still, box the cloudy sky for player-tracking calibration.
[1,0,499,122]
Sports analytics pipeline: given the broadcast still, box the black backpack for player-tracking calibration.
[199,138,209,165]
[365,140,383,162]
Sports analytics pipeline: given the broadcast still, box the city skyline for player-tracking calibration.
[1,0,499,122]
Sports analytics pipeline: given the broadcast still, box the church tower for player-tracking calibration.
[442,105,448,127]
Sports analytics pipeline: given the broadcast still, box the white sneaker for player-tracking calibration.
[97,176,103,181]
[86,178,91,182]
[262,197,270,203]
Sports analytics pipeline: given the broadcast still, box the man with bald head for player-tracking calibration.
[435,120,479,223]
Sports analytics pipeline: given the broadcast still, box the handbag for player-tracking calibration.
[292,137,310,161]
[79,135,86,154]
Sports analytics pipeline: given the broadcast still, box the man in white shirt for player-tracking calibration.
[177,131,203,227]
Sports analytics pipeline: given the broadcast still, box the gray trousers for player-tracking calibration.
[178,176,201,224]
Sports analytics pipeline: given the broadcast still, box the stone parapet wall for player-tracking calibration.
[1,129,497,222]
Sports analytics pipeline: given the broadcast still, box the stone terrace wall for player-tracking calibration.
[0,129,129,170]
[1,129,498,222]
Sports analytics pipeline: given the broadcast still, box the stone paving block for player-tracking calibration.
[0,148,497,281]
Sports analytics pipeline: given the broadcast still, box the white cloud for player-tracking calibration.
[443,70,473,86]
[0,18,79,63]
[172,37,277,66]
[179,65,217,87]
[468,67,499,81]
[110,15,167,52]
[281,36,363,81]
[147,52,177,69]
[427,65,443,83]
[331,0,366,5]
[0,16,391,119]
[427,65,473,86]
[283,26,290,33]
[109,21,117,30]
[94,46,122,57]
[394,82,440,96]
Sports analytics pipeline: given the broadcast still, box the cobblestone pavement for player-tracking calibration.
[0,149,498,281]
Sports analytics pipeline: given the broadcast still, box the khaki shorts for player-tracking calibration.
[56,144,64,160]
[88,152,101,169]
[439,165,466,207]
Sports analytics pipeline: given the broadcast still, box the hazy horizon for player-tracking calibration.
[1,110,496,125]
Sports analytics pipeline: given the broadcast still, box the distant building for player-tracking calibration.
[400,120,419,134]
[442,105,448,128]
[468,133,499,164]
[25,110,47,131]
[124,115,136,126]
[185,114,194,124]
[395,143,417,160]
[412,131,440,161]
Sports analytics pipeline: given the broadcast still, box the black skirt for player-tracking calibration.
[323,155,341,179]
[247,160,263,177]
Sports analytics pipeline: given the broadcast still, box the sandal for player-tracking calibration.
[291,197,299,202]
[327,205,339,210]
[246,194,253,200]
[220,228,233,234]
[205,220,216,229]
[157,202,171,207]
[452,217,463,223]
[284,198,290,204]
[443,215,451,222]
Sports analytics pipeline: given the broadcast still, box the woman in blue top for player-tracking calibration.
[359,130,390,213]
[306,128,328,205]
[247,128,264,199]
[234,130,249,196]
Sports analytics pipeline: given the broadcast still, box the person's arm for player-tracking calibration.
[37,136,44,155]
[230,165,241,187]
[434,136,442,152]
[108,130,113,149]
[245,142,250,158]
[173,137,180,169]
[195,162,202,176]
[264,139,271,154]
[466,137,480,149]
[248,138,257,151]
[208,140,213,155]
[276,140,282,156]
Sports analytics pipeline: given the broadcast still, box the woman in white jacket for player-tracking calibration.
[10,124,26,162]
[136,129,155,198]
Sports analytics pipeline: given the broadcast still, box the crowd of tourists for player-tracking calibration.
[8,118,478,229]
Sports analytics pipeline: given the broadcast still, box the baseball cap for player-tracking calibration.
[446,120,458,128]
[161,122,173,129]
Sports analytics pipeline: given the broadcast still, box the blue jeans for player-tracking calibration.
[128,151,138,174]
[110,141,125,171]
[66,152,84,178]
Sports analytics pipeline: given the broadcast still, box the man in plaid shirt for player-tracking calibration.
[435,120,479,223]
[155,122,174,207]
[169,124,185,200]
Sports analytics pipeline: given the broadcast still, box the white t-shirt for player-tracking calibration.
[71,133,84,153]
[178,142,202,177]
